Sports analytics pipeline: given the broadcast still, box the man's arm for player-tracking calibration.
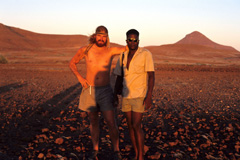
[113,56,123,107]
[114,75,123,96]
[113,75,123,107]
[111,46,128,56]
[69,47,89,88]
[144,71,155,110]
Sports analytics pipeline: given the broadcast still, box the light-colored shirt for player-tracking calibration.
[114,47,154,99]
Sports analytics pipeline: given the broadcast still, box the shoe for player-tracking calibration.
[88,150,98,160]
[113,151,122,160]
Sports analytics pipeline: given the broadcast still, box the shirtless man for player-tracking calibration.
[69,26,125,160]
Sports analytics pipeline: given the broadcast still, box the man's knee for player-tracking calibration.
[88,112,99,125]
[132,122,141,131]
[105,119,117,129]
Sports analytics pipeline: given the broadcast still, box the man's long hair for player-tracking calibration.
[88,26,110,47]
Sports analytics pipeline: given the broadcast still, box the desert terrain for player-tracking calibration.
[1,63,240,160]
[1,23,240,159]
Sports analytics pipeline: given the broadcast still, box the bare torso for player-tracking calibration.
[69,43,126,88]
[85,46,113,86]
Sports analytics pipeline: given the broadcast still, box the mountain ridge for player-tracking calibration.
[0,23,122,51]
[0,23,239,65]
[175,31,238,52]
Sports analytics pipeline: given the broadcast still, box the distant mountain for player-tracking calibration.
[176,31,238,52]
[146,31,240,65]
[0,23,86,51]
[0,23,122,63]
[0,23,239,65]
[0,23,121,51]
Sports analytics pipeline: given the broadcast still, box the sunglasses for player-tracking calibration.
[127,38,139,42]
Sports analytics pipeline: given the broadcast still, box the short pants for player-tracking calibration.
[79,85,114,112]
[122,97,145,113]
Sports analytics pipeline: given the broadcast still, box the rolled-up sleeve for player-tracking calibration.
[145,51,154,72]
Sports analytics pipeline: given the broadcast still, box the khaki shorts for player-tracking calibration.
[122,97,145,113]
[79,85,114,112]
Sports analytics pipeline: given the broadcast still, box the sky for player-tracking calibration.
[0,0,240,51]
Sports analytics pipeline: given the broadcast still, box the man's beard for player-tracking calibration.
[96,40,107,47]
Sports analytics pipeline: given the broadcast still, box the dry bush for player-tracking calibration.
[0,55,8,64]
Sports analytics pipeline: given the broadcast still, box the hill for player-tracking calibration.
[0,23,239,65]
[0,23,89,50]
[0,23,122,63]
[176,31,238,51]
[146,31,240,65]
[0,23,122,50]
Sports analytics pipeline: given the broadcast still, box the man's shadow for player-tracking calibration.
[0,82,27,94]
[0,81,89,159]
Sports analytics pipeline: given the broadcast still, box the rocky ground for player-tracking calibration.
[0,64,240,160]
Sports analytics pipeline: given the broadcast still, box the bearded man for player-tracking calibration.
[69,26,126,160]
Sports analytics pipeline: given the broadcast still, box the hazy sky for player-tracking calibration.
[1,0,240,50]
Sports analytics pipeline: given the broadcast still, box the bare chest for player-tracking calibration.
[86,51,113,70]
[127,53,134,70]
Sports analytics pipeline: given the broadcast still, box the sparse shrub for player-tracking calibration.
[0,55,8,64]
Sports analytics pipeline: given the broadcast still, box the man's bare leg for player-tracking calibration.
[102,110,120,151]
[127,112,144,160]
[125,111,138,159]
[88,111,100,151]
